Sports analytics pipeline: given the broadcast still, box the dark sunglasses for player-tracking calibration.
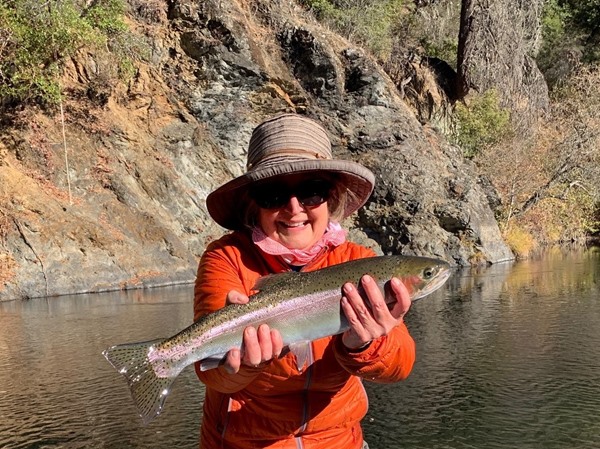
[250,179,333,210]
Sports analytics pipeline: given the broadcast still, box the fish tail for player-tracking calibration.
[102,338,175,425]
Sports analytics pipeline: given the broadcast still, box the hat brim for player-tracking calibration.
[206,159,375,230]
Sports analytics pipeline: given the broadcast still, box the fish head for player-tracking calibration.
[395,257,452,302]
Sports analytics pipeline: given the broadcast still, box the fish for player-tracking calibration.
[102,255,451,424]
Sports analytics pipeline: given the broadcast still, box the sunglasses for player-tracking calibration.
[250,179,333,210]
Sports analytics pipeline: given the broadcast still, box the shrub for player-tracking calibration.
[558,0,600,62]
[452,89,511,158]
[538,0,600,85]
[536,0,576,86]
[0,0,129,108]
[302,0,338,18]
[421,37,458,67]
[515,188,598,246]
[414,1,461,68]
[301,0,404,60]
[540,0,570,52]
[502,224,536,259]
[84,0,127,35]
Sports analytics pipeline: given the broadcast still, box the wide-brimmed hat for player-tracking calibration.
[206,113,375,230]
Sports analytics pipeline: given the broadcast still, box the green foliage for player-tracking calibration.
[538,0,600,73]
[414,1,461,68]
[420,37,458,68]
[302,0,338,19]
[537,0,572,79]
[558,0,600,35]
[301,0,404,59]
[541,0,570,44]
[0,0,129,108]
[452,90,511,158]
[85,0,127,36]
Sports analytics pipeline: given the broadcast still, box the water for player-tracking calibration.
[364,247,600,449]
[1,248,599,449]
[0,288,203,449]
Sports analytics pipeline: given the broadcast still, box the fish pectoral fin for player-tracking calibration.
[289,340,312,372]
[198,355,227,372]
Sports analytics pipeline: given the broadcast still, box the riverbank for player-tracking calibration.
[0,0,513,300]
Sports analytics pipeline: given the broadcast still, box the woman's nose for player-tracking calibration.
[284,196,305,214]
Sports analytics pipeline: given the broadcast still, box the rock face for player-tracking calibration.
[0,0,513,300]
[457,0,548,134]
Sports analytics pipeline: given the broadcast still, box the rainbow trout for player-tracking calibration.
[103,255,451,424]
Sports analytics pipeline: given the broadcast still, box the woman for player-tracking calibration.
[194,113,416,449]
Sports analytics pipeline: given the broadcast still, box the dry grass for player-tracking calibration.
[0,253,17,291]
[119,270,162,289]
[0,206,9,245]
[502,225,536,259]
[99,213,126,243]
[0,183,19,292]
[477,64,600,253]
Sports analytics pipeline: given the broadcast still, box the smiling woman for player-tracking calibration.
[253,174,332,251]
[194,113,417,449]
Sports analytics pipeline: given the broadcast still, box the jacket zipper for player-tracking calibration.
[219,396,234,446]
[237,245,328,448]
[295,341,315,448]
[293,246,327,447]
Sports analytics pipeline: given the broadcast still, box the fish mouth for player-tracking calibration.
[412,267,452,301]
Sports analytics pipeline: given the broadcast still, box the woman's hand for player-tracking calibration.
[222,290,284,374]
[340,275,411,350]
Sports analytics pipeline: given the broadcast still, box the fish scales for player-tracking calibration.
[161,257,421,365]
[103,255,451,424]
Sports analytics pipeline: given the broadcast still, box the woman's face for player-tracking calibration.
[253,174,332,250]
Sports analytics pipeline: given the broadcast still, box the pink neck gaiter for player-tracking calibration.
[252,221,347,266]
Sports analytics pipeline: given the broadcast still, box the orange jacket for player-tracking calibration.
[194,231,416,449]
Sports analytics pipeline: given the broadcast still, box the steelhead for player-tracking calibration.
[103,255,451,423]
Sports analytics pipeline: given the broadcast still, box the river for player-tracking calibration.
[1,247,599,449]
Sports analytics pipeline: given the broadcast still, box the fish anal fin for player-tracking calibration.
[198,355,227,372]
[289,340,312,373]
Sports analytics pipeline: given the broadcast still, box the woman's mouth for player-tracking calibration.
[279,221,308,229]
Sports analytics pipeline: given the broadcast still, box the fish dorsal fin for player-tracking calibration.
[252,271,301,292]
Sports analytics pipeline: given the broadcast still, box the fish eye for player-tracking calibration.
[423,267,435,279]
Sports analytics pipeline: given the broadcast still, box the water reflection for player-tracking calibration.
[1,248,599,449]
[0,287,203,449]
[365,247,600,449]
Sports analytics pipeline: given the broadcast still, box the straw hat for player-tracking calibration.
[206,113,375,230]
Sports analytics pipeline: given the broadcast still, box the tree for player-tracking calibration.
[477,64,600,244]
[455,0,548,137]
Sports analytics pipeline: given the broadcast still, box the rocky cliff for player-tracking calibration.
[0,0,513,300]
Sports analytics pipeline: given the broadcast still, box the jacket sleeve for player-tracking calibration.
[330,242,416,382]
[193,238,265,393]
[332,323,416,382]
